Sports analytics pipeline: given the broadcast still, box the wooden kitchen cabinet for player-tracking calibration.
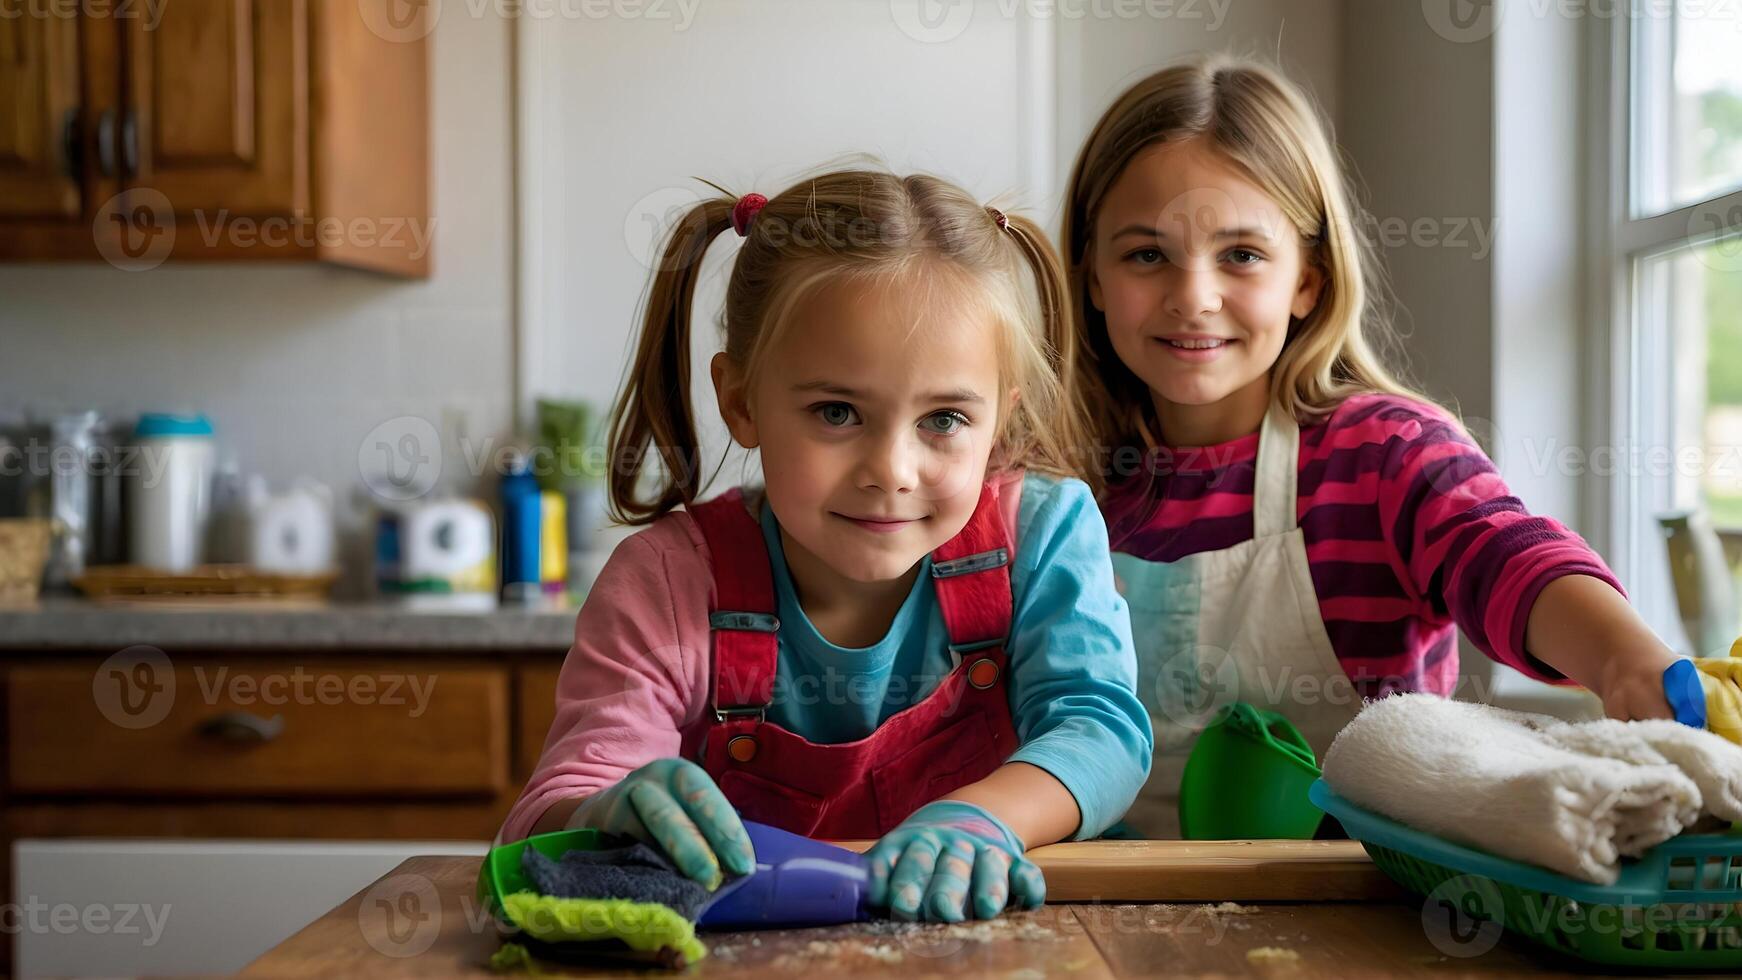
[124,0,309,217]
[7,662,511,797]
[0,12,82,220]
[0,0,430,276]
[0,650,558,860]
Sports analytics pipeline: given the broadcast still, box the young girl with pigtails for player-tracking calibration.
[500,170,1153,922]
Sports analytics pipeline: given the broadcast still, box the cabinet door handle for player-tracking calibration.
[60,109,82,179]
[95,107,117,178]
[120,108,139,177]
[197,711,286,743]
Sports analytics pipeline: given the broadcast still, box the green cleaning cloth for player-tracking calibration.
[490,836,731,971]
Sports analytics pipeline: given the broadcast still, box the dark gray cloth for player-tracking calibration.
[520,840,723,921]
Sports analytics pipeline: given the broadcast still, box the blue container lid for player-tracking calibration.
[135,413,214,438]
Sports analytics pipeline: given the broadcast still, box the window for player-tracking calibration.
[1631,3,1742,215]
[1596,0,1742,655]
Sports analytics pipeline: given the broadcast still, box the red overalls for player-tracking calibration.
[687,481,1021,839]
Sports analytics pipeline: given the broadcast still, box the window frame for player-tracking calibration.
[1584,1,1742,650]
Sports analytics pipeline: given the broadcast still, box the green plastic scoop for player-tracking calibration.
[1178,701,1325,840]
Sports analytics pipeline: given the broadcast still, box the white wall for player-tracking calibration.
[0,10,518,593]
[1055,0,1344,220]
[1336,5,1597,519]
[519,0,1344,559]
[518,0,1057,534]
[1337,0,1495,429]
[1493,3,1585,534]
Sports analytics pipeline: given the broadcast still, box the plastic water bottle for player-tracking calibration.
[501,451,542,603]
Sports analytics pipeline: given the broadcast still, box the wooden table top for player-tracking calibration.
[241,844,1635,978]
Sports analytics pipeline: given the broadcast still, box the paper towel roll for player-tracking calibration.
[247,482,335,574]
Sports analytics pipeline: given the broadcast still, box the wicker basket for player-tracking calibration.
[0,518,53,600]
[71,563,340,599]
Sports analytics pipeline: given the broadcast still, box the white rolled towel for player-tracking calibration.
[1541,717,1742,824]
[1321,693,1736,885]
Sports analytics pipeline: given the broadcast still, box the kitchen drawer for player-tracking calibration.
[6,661,509,797]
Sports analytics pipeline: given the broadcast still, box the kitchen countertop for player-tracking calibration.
[0,595,580,651]
[243,852,1603,978]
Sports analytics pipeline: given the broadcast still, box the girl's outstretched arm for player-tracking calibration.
[1366,399,1633,698]
[992,474,1154,843]
[943,761,1083,848]
[1523,573,1679,721]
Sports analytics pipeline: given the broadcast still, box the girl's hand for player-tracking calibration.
[865,800,1045,922]
[1596,645,1684,723]
[1524,575,1696,724]
[566,758,755,890]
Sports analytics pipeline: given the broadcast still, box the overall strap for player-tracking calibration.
[929,481,1014,665]
[687,490,779,721]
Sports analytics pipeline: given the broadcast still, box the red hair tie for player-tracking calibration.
[732,193,768,237]
[987,207,1008,231]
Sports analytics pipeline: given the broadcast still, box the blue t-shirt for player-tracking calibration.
[757,472,1153,840]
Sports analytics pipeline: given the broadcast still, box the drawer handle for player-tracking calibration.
[197,711,285,743]
[96,108,117,179]
[61,109,81,179]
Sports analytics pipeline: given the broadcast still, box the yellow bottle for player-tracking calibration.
[539,490,567,594]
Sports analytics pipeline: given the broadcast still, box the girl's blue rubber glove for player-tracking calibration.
[565,758,755,891]
[865,800,1046,922]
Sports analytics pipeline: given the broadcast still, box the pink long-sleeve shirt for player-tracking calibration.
[1099,394,1624,698]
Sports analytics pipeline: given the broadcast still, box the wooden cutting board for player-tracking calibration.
[830,838,1404,902]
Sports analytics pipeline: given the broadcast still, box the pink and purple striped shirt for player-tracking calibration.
[1099,393,1622,697]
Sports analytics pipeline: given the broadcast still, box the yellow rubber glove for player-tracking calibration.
[1694,640,1742,745]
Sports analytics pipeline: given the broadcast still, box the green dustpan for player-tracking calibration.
[476,827,708,969]
[477,827,604,918]
[1179,701,1325,840]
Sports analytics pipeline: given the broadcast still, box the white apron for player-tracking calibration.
[1112,404,1360,838]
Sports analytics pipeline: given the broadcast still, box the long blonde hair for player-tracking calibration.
[1061,54,1439,494]
[607,169,1089,525]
